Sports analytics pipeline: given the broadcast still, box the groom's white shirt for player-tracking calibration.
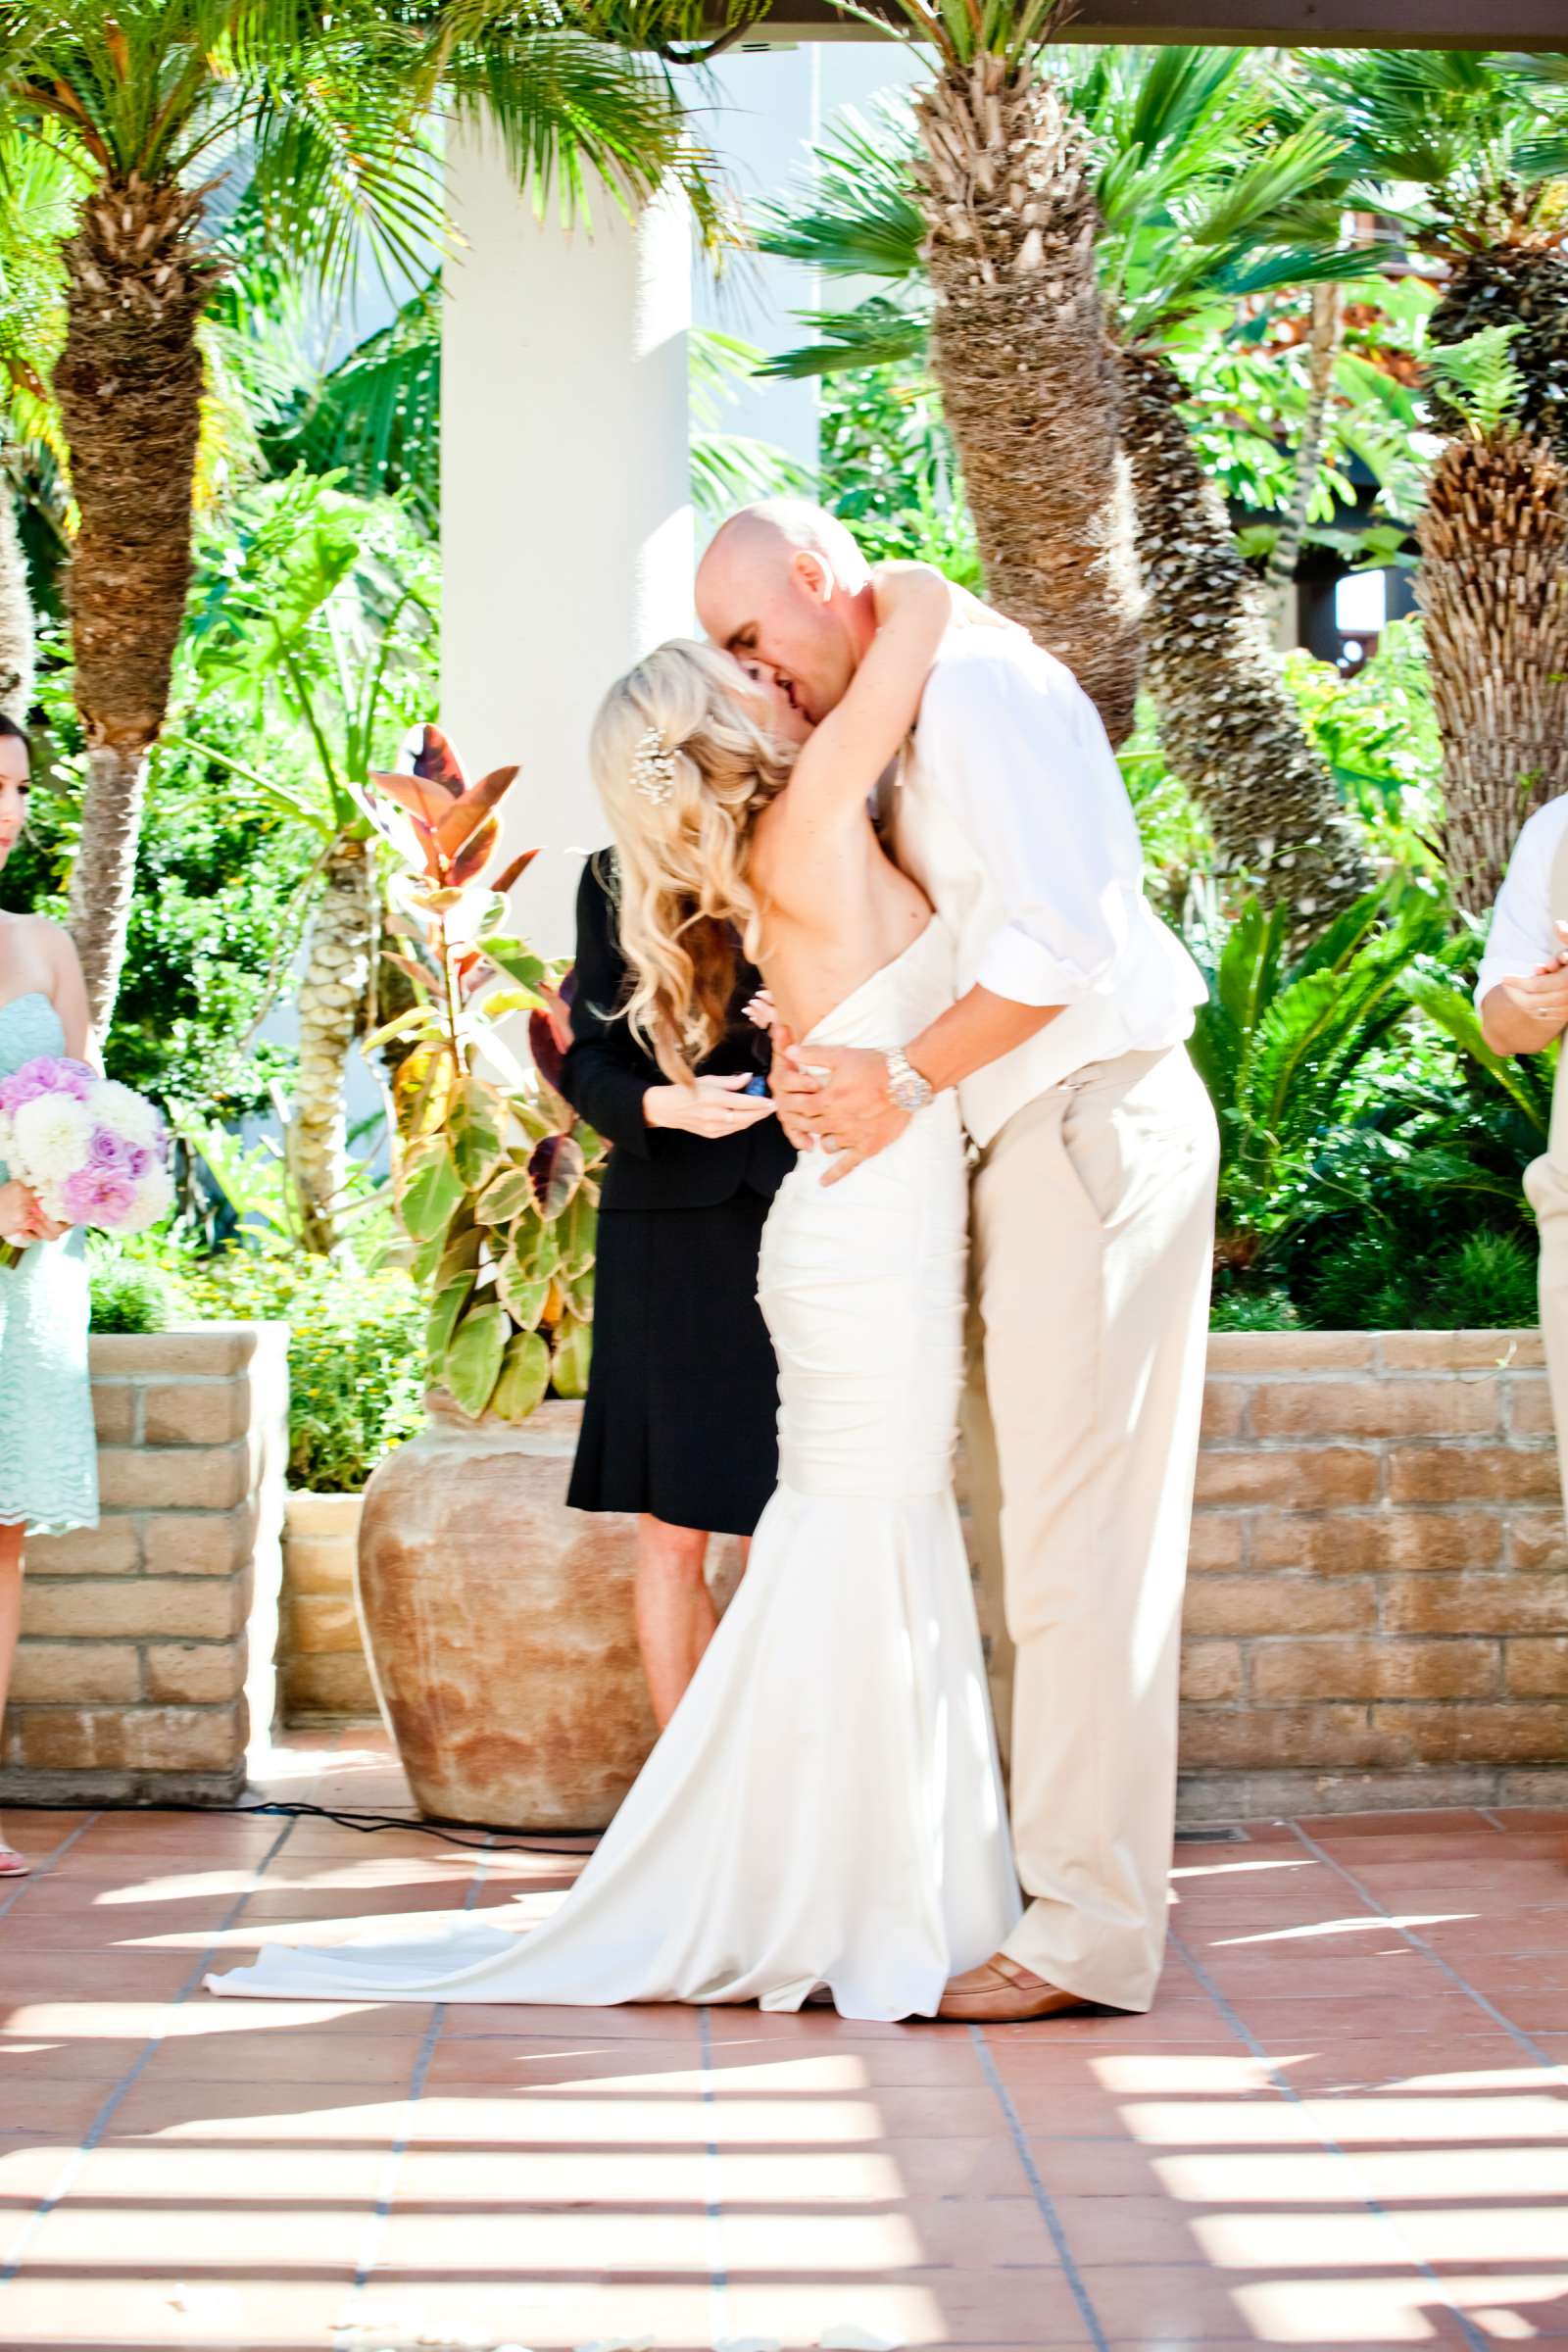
[894,625,1207,1149]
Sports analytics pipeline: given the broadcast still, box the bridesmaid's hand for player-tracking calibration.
[0,1180,48,1247]
[644,1073,778,1140]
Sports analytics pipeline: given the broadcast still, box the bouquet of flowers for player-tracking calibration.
[0,1056,172,1268]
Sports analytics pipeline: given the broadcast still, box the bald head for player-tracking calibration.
[695,500,876,728]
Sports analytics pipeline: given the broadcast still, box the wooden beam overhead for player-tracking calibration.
[745,0,1568,47]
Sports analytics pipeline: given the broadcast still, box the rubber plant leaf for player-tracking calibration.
[491,1329,551,1422]
[400,1143,464,1245]
[435,764,519,857]
[443,1300,508,1419]
[551,1315,593,1400]
[450,1077,506,1191]
[497,1250,551,1331]
[530,1131,585,1220]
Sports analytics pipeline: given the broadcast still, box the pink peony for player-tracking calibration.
[0,1055,95,1115]
[60,1165,139,1227]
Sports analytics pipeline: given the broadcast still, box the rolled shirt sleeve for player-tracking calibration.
[1476,798,1568,1010]
[917,639,1156,1010]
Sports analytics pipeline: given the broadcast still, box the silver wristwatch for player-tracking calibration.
[885,1047,935,1113]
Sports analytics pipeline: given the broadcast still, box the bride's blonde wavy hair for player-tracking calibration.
[591,639,797,1083]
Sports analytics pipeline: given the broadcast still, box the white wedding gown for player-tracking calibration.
[209,920,1021,2021]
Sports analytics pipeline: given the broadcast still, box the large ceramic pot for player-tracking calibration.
[356,1394,658,1829]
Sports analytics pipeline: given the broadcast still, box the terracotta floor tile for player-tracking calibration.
[23,2191,371,2270]
[421,2032,705,2091]
[348,2272,715,2349]
[715,2267,1093,2348]
[136,2025,420,2088]
[0,2270,357,2348]
[435,1998,700,2038]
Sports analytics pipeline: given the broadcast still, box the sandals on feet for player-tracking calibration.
[0,1843,30,1878]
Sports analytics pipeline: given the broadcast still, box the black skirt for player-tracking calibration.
[568,1190,780,1537]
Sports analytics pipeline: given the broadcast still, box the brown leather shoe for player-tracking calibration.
[937,1953,1091,2023]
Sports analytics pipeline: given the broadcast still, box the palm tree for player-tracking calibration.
[1300,50,1568,906]
[0,123,75,722]
[825,0,1143,747]
[760,48,1374,920]
[0,0,735,1032]
[1416,327,1568,909]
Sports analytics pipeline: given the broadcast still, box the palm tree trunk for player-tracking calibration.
[1265,283,1342,634]
[54,175,215,1031]
[1118,347,1374,925]
[912,51,1144,747]
[289,832,379,1254]
[0,469,31,724]
[1429,246,1568,464]
[1418,426,1568,914]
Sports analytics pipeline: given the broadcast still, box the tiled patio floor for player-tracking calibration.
[2,1733,1566,2351]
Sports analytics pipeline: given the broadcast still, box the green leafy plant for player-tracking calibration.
[1188,882,1450,1275]
[368,727,605,1421]
[88,1254,178,1335]
[179,1244,424,1492]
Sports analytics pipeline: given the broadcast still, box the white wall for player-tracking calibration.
[441,127,696,957]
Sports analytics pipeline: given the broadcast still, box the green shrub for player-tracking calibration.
[1420,1231,1540,1330]
[180,1248,425,1493]
[1208,1285,1300,1333]
[89,1257,180,1336]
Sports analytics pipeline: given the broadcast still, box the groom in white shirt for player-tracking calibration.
[697,502,1219,2020]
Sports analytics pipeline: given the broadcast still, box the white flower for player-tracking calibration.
[0,1107,14,1168]
[10,1092,92,1188]
[90,1079,162,1151]
[123,1165,173,1232]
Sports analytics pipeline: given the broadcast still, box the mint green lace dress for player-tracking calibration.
[0,992,98,1535]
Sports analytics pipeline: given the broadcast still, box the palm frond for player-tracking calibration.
[753,101,923,284]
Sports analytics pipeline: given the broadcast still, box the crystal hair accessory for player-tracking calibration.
[631,726,677,806]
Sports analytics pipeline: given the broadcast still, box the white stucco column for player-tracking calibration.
[442,126,694,958]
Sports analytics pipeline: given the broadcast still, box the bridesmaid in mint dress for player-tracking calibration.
[0,713,99,1876]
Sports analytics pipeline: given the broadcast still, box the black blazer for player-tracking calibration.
[558,851,796,1214]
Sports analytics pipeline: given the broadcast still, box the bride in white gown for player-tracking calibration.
[209,562,1021,2022]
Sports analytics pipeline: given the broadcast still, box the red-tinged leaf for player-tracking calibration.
[410,723,466,795]
[435,764,519,857]
[383,952,435,993]
[529,1131,585,1221]
[493,849,539,897]
[540,980,574,1057]
[371,768,455,829]
[450,812,500,884]
[529,1006,565,1093]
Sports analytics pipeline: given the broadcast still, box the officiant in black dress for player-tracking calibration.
[558,849,794,1726]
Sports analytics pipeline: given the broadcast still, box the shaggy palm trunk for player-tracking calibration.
[1429,245,1568,462]
[54,176,214,1032]
[0,473,31,724]
[912,51,1143,747]
[1119,348,1373,925]
[1417,426,1568,914]
[289,832,379,1253]
[1265,284,1342,634]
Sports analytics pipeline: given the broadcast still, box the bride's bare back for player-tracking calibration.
[746,565,954,1042]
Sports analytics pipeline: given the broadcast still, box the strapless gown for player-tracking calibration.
[0,992,97,1536]
[208,921,1020,2020]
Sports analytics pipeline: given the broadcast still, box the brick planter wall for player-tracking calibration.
[1184,1329,1567,1820]
[279,1491,378,1721]
[1,1323,288,1805]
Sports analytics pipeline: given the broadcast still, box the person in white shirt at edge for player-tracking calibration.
[701,501,1220,2023]
[1476,796,1568,1537]
[1477,798,1568,1061]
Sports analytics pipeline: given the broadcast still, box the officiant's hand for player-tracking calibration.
[776,1044,910,1185]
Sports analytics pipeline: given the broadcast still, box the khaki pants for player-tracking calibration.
[962,1044,1218,2013]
